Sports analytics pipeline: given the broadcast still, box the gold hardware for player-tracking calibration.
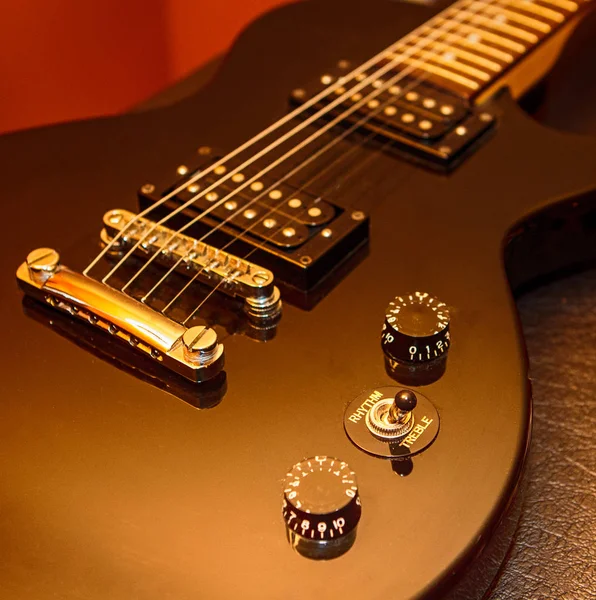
[16,254,224,382]
[26,248,60,282]
[102,209,282,319]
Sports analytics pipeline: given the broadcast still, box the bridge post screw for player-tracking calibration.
[182,326,219,365]
[26,248,60,281]
[351,210,366,221]
[141,183,155,194]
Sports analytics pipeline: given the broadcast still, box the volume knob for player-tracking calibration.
[382,292,450,364]
[282,456,361,559]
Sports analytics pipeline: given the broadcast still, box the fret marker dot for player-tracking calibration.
[263,218,277,229]
[384,106,397,116]
[456,126,467,136]
[283,227,296,238]
[402,113,415,123]
[214,165,227,175]
[308,207,322,218]
[251,181,264,192]
[206,192,218,202]
[269,190,283,200]
[224,201,237,211]
[177,165,189,176]
[423,98,436,109]
[288,198,302,208]
[440,105,454,116]
[244,209,257,219]
[232,173,245,183]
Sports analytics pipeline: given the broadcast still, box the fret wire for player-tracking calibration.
[397,55,481,89]
[432,29,516,62]
[406,35,503,71]
[456,11,540,43]
[437,19,527,52]
[535,0,578,12]
[500,0,565,22]
[467,2,553,32]
[392,46,492,81]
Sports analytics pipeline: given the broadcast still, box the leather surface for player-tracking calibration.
[489,271,596,600]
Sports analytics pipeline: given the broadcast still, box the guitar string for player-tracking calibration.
[164,111,396,318]
[84,0,480,276]
[181,130,401,325]
[152,72,428,316]
[96,0,502,285]
[114,0,500,294]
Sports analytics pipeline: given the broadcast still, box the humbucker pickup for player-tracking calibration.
[16,249,225,383]
[290,69,496,170]
[139,151,369,301]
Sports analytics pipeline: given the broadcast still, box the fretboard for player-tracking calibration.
[390,0,592,101]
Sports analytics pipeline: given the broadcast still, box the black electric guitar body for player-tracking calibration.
[1,1,595,599]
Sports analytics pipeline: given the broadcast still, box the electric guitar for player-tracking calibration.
[2,0,595,598]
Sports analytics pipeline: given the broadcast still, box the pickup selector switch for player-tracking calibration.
[382,292,450,364]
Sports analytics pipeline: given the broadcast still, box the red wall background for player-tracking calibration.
[0,0,291,134]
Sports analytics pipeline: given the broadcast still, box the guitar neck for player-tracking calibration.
[394,0,592,103]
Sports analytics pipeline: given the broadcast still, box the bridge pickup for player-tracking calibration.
[291,71,496,171]
[102,209,281,320]
[139,153,369,301]
[16,250,224,383]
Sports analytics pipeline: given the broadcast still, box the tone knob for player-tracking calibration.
[282,456,361,559]
[382,292,450,364]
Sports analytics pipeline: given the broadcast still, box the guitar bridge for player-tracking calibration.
[16,249,225,383]
[101,209,282,320]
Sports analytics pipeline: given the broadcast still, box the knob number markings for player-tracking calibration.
[282,456,361,542]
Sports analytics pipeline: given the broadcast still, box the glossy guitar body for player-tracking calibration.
[1,1,595,599]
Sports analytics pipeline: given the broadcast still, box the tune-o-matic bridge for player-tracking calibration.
[16,249,224,382]
[291,70,495,170]
[101,209,281,320]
